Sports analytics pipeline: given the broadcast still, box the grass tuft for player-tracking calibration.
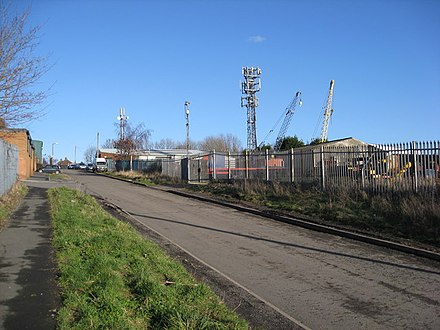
[0,182,28,228]
[49,187,248,329]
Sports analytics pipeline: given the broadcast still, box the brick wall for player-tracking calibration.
[0,129,35,179]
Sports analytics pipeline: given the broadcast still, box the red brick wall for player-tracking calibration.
[0,130,35,179]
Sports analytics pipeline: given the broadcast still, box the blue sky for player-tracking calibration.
[14,0,440,162]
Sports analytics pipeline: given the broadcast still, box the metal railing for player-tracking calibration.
[0,139,18,197]
[110,140,439,195]
[186,141,440,195]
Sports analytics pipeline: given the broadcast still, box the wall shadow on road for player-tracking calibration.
[128,211,440,276]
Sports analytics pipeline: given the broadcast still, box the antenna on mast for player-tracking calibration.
[241,67,261,151]
[117,107,129,140]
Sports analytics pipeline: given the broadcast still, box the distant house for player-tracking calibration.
[58,157,73,169]
[0,128,36,179]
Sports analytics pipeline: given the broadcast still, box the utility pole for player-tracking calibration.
[184,101,190,159]
[96,132,99,158]
[51,142,58,165]
[241,67,261,151]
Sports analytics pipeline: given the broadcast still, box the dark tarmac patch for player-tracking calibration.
[0,186,60,330]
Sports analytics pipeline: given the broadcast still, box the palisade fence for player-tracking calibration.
[115,140,439,195]
[0,139,18,197]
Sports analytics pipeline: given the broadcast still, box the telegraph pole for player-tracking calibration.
[96,132,100,158]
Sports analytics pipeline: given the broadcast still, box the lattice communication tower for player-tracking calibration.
[241,67,261,151]
[117,107,129,140]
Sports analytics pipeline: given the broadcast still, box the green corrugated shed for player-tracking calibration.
[32,140,43,166]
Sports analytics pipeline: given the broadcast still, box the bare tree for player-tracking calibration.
[114,122,152,158]
[127,122,152,149]
[0,3,51,127]
[223,133,242,152]
[199,134,242,152]
[83,146,96,163]
[154,138,178,149]
[175,139,199,150]
[101,138,115,148]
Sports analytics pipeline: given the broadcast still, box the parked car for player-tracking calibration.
[68,163,75,169]
[39,165,61,174]
[77,162,87,170]
[86,163,94,172]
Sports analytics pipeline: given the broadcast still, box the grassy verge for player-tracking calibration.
[48,173,70,181]
[0,183,28,228]
[187,180,440,249]
[106,171,182,186]
[105,171,156,186]
[49,187,248,330]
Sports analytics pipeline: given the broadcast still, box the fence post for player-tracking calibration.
[212,150,216,180]
[320,146,325,190]
[187,156,191,183]
[245,150,249,179]
[412,141,418,193]
[228,151,231,180]
[265,149,269,181]
[361,146,366,190]
[130,155,133,172]
[290,148,294,183]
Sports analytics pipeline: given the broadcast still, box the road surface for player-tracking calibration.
[69,170,440,329]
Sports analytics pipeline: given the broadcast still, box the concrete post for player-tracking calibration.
[265,149,269,181]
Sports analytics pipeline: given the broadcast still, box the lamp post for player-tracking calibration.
[51,142,58,165]
[184,101,190,159]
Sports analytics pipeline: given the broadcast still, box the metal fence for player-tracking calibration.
[185,141,440,195]
[110,141,439,195]
[0,139,18,197]
[113,158,183,179]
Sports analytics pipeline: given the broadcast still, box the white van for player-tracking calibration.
[94,158,108,172]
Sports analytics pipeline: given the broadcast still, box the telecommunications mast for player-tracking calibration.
[241,67,261,151]
[117,107,129,140]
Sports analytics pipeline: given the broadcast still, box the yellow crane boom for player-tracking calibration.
[320,80,335,143]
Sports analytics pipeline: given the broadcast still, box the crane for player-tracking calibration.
[320,80,335,143]
[273,91,302,151]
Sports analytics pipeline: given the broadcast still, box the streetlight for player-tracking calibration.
[51,142,58,165]
[184,101,190,159]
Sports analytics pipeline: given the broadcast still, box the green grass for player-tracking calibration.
[105,171,156,186]
[48,173,70,180]
[0,183,28,228]
[49,187,248,330]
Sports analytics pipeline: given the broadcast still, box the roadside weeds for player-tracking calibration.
[0,183,28,229]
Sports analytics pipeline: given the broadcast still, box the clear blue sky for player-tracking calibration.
[14,0,440,162]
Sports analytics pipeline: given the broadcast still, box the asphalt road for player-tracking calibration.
[69,170,440,330]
